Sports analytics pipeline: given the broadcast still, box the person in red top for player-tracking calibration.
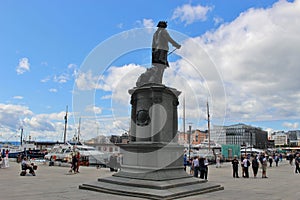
[5,149,9,158]
[76,152,80,173]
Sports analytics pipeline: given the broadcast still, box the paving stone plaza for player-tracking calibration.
[0,159,299,200]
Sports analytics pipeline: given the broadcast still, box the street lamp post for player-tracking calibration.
[250,132,253,153]
[188,124,192,159]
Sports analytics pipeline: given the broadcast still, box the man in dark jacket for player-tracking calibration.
[232,155,239,178]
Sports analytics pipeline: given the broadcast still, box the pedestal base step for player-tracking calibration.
[79,175,224,200]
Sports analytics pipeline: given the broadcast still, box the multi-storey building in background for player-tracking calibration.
[271,131,288,146]
[177,129,207,145]
[210,123,270,149]
[287,130,300,146]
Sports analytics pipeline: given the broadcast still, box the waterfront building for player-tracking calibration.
[210,123,269,149]
[287,130,300,146]
[177,129,207,145]
[271,131,288,146]
[84,135,120,154]
[210,125,226,145]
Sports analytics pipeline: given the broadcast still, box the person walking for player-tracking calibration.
[252,155,259,178]
[199,157,205,179]
[279,153,283,162]
[274,154,279,167]
[183,154,187,171]
[204,157,209,180]
[243,156,250,178]
[216,155,221,168]
[189,157,194,175]
[241,155,245,177]
[268,156,273,167]
[261,154,268,178]
[289,153,294,166]
[294,154,300,173]
[192,156,199,178]
[232,155,239,178]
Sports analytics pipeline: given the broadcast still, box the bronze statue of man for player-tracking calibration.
[152,21,181,68]
[136,21,181,87]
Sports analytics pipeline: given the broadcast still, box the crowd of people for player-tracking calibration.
[0,149,9,168]
[184,151,300,180]
[231,153,269,178]
[184,154,209,180]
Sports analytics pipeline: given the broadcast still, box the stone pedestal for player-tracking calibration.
[128,84,180,143]
[79,84,223,199]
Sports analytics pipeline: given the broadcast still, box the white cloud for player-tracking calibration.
[0,104,33,129]
[172,4,213,25]
[4,1,300,141]
[213,16,224,26]
[40,76,51,83]
[143,19,154,28]
[49,88,58,93]
[72,1,300,135]
[75,70,102,90]
[282,122,299,130]
[0,106,78,142]
[187,0,300,123]
[54,73,69,83]
[16,57,30,75]
[85,105,102,114]
[98,64,144,103]
[13,96,23,100]
[68,63,77,69]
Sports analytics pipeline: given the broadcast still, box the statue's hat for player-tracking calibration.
[157,21,167,28]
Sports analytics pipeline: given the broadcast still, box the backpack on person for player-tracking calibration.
[247,160,251,167]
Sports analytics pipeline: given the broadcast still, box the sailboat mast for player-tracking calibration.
[183,95,185,139]
[20,128,23,146]
[207,101,211,152]
[77,117,81,143]
[63,105,68,144]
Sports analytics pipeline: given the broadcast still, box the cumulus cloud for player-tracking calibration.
[179,0,300,123]
[172,4,213,25]
[4,1,299,141]
[23,116,55,132]
[0,104,33,129]
[0,104,77,141]
[98,64,145,103]
[85,105,102,114]
[143,19,155,28]
[213,16,224,26]
[75,70,102,90]
[16,57,30,75]
[282,122,299,130]
[72,0,300,136]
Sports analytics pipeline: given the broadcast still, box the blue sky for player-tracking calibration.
[0,0,299,142]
